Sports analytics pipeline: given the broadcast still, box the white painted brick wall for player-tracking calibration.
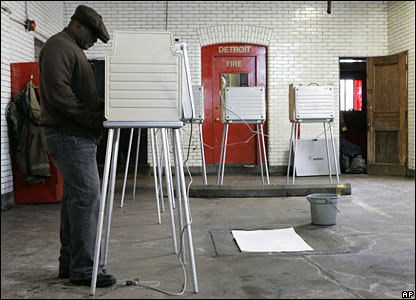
[388,1,415,171]
[1,1,63,196]
[2,1,415,196]
[63,1,392,169]
[63,1,168,60]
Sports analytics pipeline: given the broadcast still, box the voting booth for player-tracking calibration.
[192,85,204,122]
[105,31,182,122]
[190,85,208,184]
[217,86,269,185]
[222,86,266,123]
[91,31,198,295]
[287,84,340,184]
[289,85,335,121]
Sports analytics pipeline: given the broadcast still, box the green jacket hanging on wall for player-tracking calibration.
[6,80,51,186]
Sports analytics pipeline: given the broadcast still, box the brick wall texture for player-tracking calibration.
[1,1,414,195]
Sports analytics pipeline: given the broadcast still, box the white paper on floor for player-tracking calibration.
[231,227,314,253]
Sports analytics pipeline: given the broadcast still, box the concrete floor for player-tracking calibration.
[1,174,415,299]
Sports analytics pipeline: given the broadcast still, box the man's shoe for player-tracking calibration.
[58,272,69,279]
[70,273,117,288]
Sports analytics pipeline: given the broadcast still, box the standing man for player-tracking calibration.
[39,5,116,287]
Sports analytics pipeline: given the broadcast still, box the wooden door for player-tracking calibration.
[366,52,408,175]
[202,44,266,165]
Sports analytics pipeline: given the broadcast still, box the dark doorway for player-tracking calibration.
[339,58,367,174]
[34,38,44,62]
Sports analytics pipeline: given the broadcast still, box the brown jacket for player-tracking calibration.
[39,27,104,144]
[6,80,51,186]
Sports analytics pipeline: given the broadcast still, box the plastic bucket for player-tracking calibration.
[306,193,340,226]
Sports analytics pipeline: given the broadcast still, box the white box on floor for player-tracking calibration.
[294,139,337,176]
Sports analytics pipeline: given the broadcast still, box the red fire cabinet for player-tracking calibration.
[10,62,63,204]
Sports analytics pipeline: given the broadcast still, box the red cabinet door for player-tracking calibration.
[10,62,63,204]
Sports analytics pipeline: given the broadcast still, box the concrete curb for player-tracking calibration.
[189,183,351,198]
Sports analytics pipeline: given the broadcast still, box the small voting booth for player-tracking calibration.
[289,85,335,121]
[192,85,205,121]
[217,86,270,185]
[190,85,208,185]
[91,31,198,295]
[287,84,340,184]
[222,86,266,123]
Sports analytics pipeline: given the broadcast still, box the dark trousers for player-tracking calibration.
[44,128,101,280]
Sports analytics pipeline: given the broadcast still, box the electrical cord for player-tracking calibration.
[134,129,194,296]
[312,122,334,141]
[123,238,188,296]
[219,90,260,133]
[129,44,195,296]
[184,122,193,163]
[202,133,258,150]
[198,89,269,150]
[126,135,193,296]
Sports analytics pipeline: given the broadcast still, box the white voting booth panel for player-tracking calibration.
[105,31,182,122]
[222,87,265,123]
[287,84,339,184]
[294,139,337,176]
[192,85,204,122]
[94,31,199,296]
[289,85,334,121]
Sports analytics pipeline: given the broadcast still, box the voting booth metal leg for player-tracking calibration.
[220,123,229,185]
[287,121,340,185]
[161,129,178,254]
[260,123,270,184]
[199,123,208,185]
[323,122,333,184]
[91,126,196,296]
[166,130,176,210]
[217,122,268,185]
[173,128,199,293]
[216,124,226,185]
[154,130,165,213]
[91,128,114,296]
[150,129,162,224]
[292,122,300,184]
[172,130,186,264]
[120,128,134,208]
[286,122,295,184]
[331,126,341,183]
[329,122,340,183]
[132,129,141,200]
[103,128,120,267]
[256,124,264,184]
